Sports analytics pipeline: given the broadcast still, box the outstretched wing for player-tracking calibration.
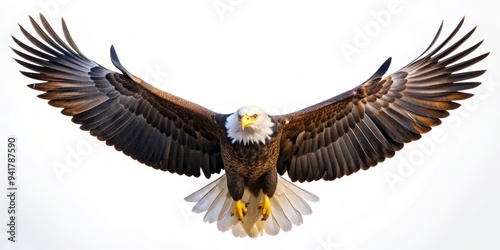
[276,18,488,182]
[12,14,224,178]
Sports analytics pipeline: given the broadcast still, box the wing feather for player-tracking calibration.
[13,14,224,178]
[277,18,488,182]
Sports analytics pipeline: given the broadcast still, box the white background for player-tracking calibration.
[1,0,499,249]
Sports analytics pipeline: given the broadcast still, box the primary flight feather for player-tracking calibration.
[12,14,488,238]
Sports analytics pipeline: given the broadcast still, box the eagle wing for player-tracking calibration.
[12,14,224,178]
[276,18,488,182]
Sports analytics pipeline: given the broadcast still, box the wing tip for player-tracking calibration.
[366,57,392,82]
[109,45,125,72]
[110,45,120,69]
[109,45,142,83]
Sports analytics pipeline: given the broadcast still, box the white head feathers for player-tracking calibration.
[225,106,274,145]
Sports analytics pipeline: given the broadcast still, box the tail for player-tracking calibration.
[184,174,319,238]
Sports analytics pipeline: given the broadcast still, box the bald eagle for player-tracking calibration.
[13,15,488,238]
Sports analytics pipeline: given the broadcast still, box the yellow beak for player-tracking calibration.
[239,114,254,130]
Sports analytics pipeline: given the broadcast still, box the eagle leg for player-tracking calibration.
[258,194,271,221]
[231,200,248,222]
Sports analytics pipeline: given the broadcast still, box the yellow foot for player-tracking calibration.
[258,194,271,221]
[231,200,248,222]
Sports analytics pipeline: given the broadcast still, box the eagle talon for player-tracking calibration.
[231,200,248,222]
[258,194,271,221]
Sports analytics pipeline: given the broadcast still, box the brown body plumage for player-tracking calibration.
[13,14,488,237]
[220,119,282,198]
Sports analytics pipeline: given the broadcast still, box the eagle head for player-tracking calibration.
[225,106,274,145]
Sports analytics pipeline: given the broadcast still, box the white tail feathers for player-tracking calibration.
[184,174,319,238]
